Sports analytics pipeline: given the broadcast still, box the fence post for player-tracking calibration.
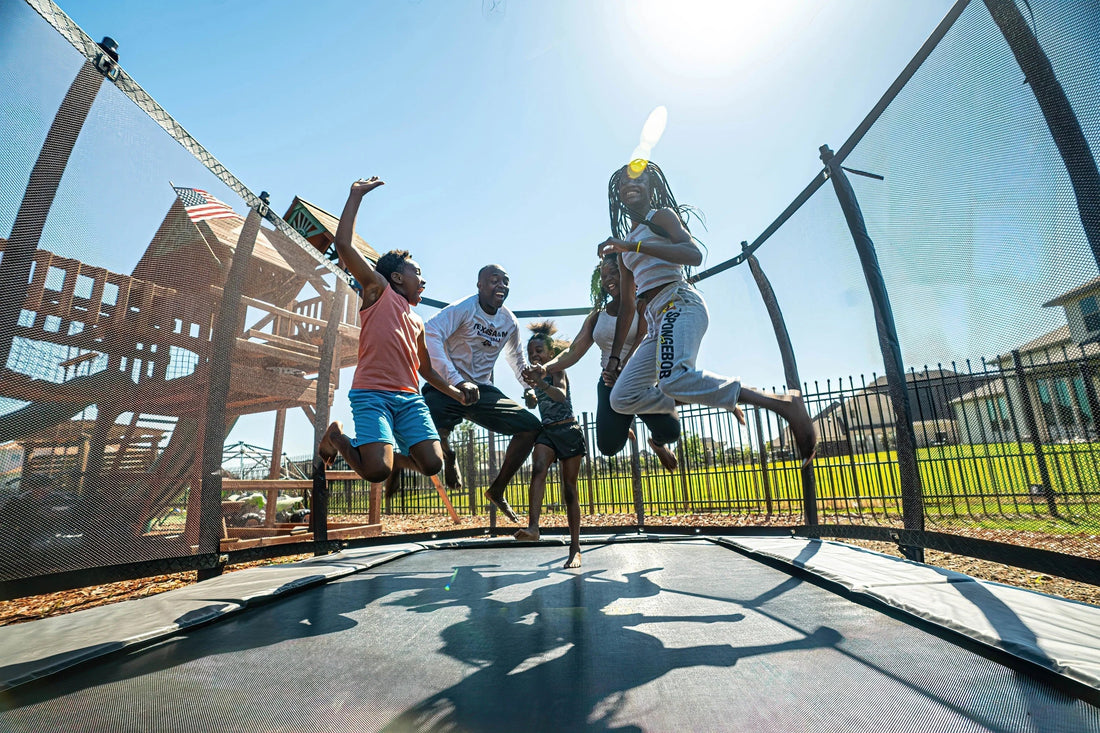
[487,430,498,529]
[628,419,644,527]
[821,145,924,561]
[1011,350,1058,516]
[466,426,477,515]
[754,409,773,516]
[582,412,596,513]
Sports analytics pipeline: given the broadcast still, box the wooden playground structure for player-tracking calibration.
[0,192,407,558]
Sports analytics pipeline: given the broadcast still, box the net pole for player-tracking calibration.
[0,59,108,373]
[745,250,818,525]
[983,0,1100,271]
[820,145,925,561]
[197,205,264,580]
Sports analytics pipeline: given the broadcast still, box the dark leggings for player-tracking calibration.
[595,379,680,456]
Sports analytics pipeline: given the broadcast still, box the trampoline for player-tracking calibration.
[2,534,1099,732]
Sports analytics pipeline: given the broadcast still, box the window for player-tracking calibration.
[1081,296,1100,332]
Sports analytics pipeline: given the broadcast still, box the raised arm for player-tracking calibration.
[540,309,598,375]
[334,178,389,305]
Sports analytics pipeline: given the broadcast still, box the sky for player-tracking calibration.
[5,0,1098,459]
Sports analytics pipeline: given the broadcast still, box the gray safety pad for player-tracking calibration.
[720,535,1100,691]
[0,543,423,690]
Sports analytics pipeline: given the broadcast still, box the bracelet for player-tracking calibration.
[635,241,642,253]
[607,355,620,364]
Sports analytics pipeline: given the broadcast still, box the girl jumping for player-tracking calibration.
[598,160,816,467]
[517,321,584,568]
[526,255,681,470]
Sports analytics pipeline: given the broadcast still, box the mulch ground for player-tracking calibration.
[2,513,1097,627]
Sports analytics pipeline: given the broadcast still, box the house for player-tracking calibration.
[953,324,1099,444]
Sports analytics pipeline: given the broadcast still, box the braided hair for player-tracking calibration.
[589,254,619,309]
[607,160,707,275]
[608,161,695,240]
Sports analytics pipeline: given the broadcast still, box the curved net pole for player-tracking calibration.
[983,0,1100,271]
[197,204,265,579]
[0,57,109,375]
[745,250,818,525]
[820,145,925,561]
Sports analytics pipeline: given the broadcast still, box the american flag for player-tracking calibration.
[173,186,241,222]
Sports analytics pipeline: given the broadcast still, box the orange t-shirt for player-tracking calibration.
[350,286,423,393]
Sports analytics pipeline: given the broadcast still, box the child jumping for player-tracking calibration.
[517,322,585,568]
[598,160,817,467]
[318,177,470,483]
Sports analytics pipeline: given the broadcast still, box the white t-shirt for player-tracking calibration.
[425,294,528,387]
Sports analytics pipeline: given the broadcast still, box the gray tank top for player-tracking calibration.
[592,309,638,370]
[534,375,575,424]
[621,209,686,295]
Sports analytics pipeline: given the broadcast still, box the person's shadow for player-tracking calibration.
[382,559,841,732]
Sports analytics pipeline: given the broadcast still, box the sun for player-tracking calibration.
[621,0,802,75]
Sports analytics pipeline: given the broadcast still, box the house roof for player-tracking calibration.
[951,378,1007,404]
[1042,276,1100,308]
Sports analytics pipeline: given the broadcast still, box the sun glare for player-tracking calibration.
[622,0,802,74]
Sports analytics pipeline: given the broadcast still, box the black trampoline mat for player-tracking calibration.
[1,540,1098,732]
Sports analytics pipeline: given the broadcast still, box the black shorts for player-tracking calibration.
[423,383,542,435]
[535,421,587,460]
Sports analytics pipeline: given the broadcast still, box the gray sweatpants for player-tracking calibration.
[610,282,742,416]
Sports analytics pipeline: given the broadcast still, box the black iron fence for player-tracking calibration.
[294,349,1099,538]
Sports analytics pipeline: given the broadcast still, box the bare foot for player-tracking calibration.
[443,449,462,490]
[564,549,581,568]
[485,490,519,523]
[649,438,678,472]
[627,427,636,442]
[788,390,818,468]
[318,421,342,467]
[514,527,540,541]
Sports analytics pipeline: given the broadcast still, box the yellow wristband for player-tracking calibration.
[635,241,642,253]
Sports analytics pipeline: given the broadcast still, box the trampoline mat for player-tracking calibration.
[1,540,1098,732]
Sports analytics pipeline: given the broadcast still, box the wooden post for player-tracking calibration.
[265,408,286,527]
[368,482,382,525]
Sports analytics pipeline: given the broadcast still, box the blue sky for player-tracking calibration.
[6,0,1098,458]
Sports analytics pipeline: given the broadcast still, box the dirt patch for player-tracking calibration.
[2,513,1096,626]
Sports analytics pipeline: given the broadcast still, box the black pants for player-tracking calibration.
[596,379,680,456]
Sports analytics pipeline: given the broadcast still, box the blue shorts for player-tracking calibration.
[348,389,439,454]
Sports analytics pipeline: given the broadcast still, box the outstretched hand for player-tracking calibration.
[350,176,385,196]
[522,364,547,384]
[598,237,631,258]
